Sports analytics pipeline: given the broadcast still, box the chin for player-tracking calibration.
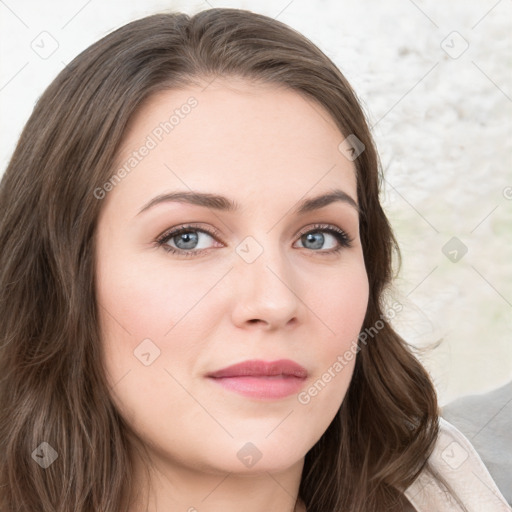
[220,454,305,476]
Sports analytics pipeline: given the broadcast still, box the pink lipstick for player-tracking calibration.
[207,359,307,400]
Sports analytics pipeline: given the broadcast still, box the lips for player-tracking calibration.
[207,359,308,379]
[207,359,308,400]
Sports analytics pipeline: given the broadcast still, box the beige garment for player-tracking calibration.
[405,418,511,511]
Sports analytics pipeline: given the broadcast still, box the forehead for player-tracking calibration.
[109,78,357,211]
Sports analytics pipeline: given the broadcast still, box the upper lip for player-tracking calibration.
[207,359,307,379]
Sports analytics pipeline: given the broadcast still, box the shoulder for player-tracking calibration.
[442,381,512,504]
[404,417,511,512]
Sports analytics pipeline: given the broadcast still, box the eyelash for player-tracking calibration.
[155,223,354,258]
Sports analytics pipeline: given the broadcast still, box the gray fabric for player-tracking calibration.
[441,381,512,506]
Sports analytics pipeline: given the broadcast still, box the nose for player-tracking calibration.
[230,241,302,331]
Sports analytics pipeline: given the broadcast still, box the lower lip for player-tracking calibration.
[208,375,306,399]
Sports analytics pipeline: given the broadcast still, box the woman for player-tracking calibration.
[0,8,508,512]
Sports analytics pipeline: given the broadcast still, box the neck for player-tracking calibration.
[127,449,307,512]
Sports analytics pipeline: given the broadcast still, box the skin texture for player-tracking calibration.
[95,78,369,512]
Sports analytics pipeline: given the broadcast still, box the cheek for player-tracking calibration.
[94,254,213,440]
[296,258,368,413]
[95,250,229,406]
[306,256,369,348]
[95,250,225,342]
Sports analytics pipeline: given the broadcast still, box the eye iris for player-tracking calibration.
[174,231,198,249]
[302,232,324,250]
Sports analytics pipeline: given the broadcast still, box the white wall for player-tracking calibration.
[1,0,511,405]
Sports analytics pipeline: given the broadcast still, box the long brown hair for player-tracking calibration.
[0,8,438,511]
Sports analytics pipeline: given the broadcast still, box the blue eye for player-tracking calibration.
[156,223,353,257]
[301,232,327,250]
[296,226,352,252]
[157,225,219,256]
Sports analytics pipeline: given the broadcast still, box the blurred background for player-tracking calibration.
[1,0,511,406]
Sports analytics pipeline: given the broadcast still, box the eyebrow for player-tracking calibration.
[136,188,359,216]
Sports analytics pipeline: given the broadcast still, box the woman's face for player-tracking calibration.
[95,78,369,477]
